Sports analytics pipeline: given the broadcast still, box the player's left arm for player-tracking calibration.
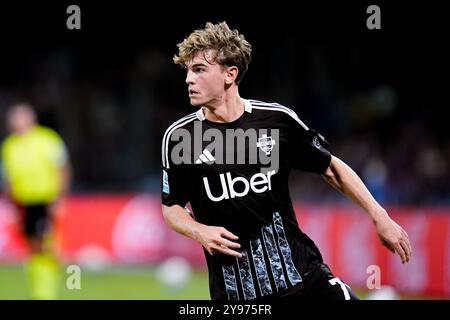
[52,135,71,199]
[1,173,11,199]
[59,163,71,198]
[50,136,71,216]
[322,155,412,264]
[0,143,12,200]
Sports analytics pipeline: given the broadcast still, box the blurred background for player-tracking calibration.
[0,2,448,299]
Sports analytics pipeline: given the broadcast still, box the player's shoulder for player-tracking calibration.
[162,111,199,139]
[34,125,62,140]
[248,99,298,118]
[1,134,14,153]
[247,99,308,129]
[161,111,199,167]
[248,99,292,112]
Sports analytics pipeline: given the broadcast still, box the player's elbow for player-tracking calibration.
[322,165,334,180]
[161,204,174,226]
[161,204,184,229]
[322,156,337,180]
[322,156,346,189]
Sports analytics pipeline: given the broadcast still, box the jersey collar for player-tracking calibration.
[196,98,252,121]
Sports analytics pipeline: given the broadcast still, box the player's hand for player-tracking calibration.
[374,214,412,264]
[195,225,242,258]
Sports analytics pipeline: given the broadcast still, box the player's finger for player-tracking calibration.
[220,228,239,240]
[402,235,412,256]
[220,238,241,249]
[401,228,409,239]
[402,231,412,254]
[394,242,407,264]
[400,239,411,262]
[217,245,242,258]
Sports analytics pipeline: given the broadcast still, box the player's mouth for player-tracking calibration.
[189,89,200,97]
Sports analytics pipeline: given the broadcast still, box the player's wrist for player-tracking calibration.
[371,208,389,225]
[189,221,205,243]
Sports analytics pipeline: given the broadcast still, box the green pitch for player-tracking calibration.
[0,263,440,300]
[0,263,210,300]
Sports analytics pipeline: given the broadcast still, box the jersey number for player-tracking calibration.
[328,277,351,300]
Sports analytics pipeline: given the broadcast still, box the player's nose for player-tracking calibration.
[185,70,195,85]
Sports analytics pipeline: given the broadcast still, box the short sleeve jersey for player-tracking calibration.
[161,99,331,300]
[1,125,68,205]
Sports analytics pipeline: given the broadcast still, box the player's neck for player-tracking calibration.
[13,124,36,136]
[203,92,244,123]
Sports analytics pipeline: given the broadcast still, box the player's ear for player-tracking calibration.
[224,66,239,85]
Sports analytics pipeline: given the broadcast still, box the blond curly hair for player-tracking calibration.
[174,21,252,85]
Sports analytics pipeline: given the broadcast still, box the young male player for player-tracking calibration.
[161,22,411,300]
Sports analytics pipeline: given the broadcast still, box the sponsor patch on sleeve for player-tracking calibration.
[162,170,170,194]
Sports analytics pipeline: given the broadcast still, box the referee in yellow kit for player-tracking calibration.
[1,102,71,299]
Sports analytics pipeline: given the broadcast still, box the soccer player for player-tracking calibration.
[161,22,411,300]
[1,102,71,299]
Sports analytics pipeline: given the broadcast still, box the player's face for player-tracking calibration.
[185,50,227,107]
[7,105,36,135]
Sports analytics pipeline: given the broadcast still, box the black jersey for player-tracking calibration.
[161,99,332,300]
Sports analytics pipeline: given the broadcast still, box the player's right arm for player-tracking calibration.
[162,204,242,257]
[1,178,10,199]
[1,140,12,200]
[161,123,241,258]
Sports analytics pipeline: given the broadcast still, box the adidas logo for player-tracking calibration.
[195,149,216,164]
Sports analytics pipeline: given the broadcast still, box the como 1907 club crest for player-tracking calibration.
[256,134,276,156]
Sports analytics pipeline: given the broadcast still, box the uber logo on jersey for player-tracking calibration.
[203,170,276,202]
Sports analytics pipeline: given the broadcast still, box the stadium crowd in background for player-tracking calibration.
[0,43,447,205]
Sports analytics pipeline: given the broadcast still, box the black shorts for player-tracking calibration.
[263,263,360,300]
[16,204,52,238]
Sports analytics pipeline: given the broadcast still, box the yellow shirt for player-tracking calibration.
[1,125,68,205]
